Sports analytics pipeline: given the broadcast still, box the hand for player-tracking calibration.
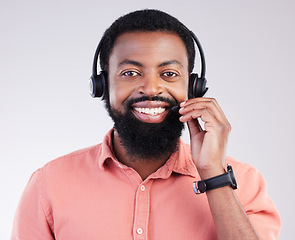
[179,98,231,179]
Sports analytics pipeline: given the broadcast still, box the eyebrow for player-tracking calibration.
[158,60,183,68]
[118,59,143,67]
[118,59,183,68]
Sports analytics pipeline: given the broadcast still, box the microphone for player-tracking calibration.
[171,105,180,112]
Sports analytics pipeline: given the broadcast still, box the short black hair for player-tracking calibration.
[99,9,196,73]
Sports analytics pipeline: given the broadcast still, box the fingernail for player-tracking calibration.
[180,101,185,107]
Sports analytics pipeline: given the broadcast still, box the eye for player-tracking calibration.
[161,71,179,78]
[121,70,141,77]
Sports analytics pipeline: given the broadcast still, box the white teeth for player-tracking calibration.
[134,107,166,116]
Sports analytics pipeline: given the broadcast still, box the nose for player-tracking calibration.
[137,74,164,96]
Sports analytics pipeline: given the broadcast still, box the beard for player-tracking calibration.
[104,95,185,162]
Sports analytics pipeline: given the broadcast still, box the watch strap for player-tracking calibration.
[204,171,232,190]
[193,164,237,194]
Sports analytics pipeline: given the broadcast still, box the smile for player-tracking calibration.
[133,107,166,116]
[130,100,171,123]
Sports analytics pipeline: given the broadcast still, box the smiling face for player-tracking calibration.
[108,31,189,123]
[105,31,189,161]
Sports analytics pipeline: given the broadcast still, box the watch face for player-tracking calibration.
[228,165,238,189]
[198,181,207,193]
[231,174,237,189]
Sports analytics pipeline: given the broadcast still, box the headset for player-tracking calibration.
[89,30,208,99]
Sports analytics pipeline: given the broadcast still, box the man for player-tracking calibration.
[11,9,281,239]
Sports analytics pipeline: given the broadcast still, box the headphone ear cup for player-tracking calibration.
[89,71,107,98]
[190,73,208,98]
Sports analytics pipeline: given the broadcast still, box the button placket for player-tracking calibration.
[133,181,152,239]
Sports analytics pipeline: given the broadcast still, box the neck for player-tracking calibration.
[113,130,170,180]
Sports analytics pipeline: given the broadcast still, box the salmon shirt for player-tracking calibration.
[11,129,281,240]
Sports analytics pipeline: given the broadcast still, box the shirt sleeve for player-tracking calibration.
[11,169,55,240]
[234,163,281,240]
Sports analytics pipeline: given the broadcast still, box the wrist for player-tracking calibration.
[193,164,238,195]
[197,165,225,180]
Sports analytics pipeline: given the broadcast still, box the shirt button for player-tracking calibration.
[140,185,145,191]
[136,228,143,235]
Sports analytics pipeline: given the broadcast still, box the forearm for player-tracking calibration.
[179,98,262,239]
[206,186,260,240]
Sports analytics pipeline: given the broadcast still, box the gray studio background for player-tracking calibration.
[1,0,294,239]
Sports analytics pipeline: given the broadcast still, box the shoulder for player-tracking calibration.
[24,144,105,206]
[36,144,103,182]
[48,144,101,167]
[225,156,272,207]
[225,156,264,193]
[225,156,263,187]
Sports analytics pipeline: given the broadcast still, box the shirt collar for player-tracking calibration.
[149,139,198,179]
[98,129,198,178]
[98,129,117,170]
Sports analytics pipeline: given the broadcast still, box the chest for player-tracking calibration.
[49,171,217,239]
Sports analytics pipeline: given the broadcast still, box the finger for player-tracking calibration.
[180,98,230,126]
[180,98,222,119]
[180,108,220,131]
[181,98,225,118]
[181,97,221,111]
[187,118,204,137]
[180,102,224,124]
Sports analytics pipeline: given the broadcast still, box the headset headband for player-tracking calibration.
[89,28,208,99]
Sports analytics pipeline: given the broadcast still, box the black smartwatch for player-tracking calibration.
[193,164,237,194]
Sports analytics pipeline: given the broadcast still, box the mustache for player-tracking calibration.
[125,96,178,109]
